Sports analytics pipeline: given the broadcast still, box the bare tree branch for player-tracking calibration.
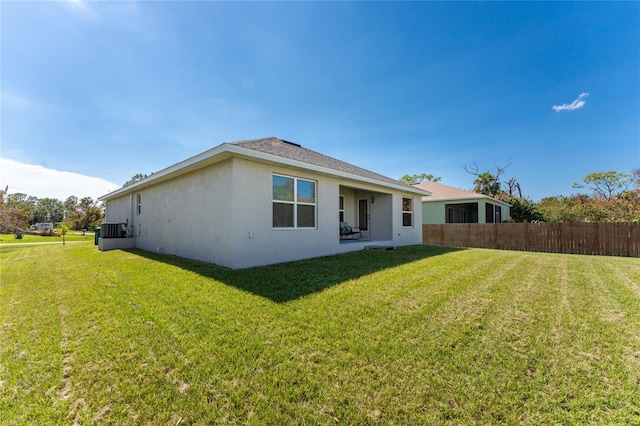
[493,158,513,182]
[463,162,480,176]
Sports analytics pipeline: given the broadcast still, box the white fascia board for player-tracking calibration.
[99,144,232,201]
[99,143,430,201]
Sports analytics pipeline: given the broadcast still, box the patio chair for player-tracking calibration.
[339,222,362,240]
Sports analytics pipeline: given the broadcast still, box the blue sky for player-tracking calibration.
[1,1,638,201]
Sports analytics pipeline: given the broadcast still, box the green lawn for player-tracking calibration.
[0,232,94,245]
[1,243,639,424]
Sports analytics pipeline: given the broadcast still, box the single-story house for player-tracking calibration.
[98,137,430,269]
[411,181,511,224]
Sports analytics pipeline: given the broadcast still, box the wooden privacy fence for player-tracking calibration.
[423,222,640,257]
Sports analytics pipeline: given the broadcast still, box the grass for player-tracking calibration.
[0,232,94,245]
[1,243,639,424]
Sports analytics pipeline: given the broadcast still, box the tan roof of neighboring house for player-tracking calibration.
[411,181,511,207]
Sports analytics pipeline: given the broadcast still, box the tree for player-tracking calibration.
[64,196,79,219]
[536,169,639,222]
[32,197,64,224]
[504,196,544,223]
[536,194,631,222]
[505,177,523,198]
[472,172,501,197]
[0,187,28,233]
[399,173,441,184]
[538,195,588,222]
[572,170,633,200]
[1,192,34,232]
[464,159,512,198]
[632,168,640,194]
[63,196,104,230]
[61,224,69,245]
[124,173,148,186]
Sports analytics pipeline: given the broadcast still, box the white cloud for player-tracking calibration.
[64,0,91,11]
[57,0,100,21]
[552,93,589,112]
[0,157,119,201]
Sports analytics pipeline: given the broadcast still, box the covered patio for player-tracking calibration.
[338,185,394,244]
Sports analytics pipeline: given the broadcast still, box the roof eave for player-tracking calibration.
[229,145,431,195]
[99,143,430,201]
[99,143,233,201]
[422,195,512,207]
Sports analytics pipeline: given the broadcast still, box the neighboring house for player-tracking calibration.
[31,222,54,231]
[411,181,511,224]
[98,137,430,269]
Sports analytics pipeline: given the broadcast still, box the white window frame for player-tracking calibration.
[339,195,345,222]
[402,197,413,227]
[272,174,317,229]
[136,194,142,215]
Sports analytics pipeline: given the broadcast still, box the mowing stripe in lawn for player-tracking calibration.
[1,244,639,424]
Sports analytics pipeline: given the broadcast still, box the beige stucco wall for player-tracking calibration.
[227,159,342,269]
[394,193,423,246]
[103,157,423,269]
[98,237,136,251]
[340,188,357,227]
[104,195,133,227]
[105,160,234,267]
[369,193,393,240]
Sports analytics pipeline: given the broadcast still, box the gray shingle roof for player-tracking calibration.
[230,137,409,187]
[100,136,425,201]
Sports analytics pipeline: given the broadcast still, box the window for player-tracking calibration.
[486,204,494,223]
[459,209,467,223]
[272,174,316,228]
[495,206,502,223]
[402,197,413,227]
[447,207,455,223]
[339,196,345,222]
[136,194,141,215]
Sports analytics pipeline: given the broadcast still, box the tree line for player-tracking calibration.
[0,171,150,235]
[401,167,640,223]
[2,167,638,235]
[0,186,103,234]
[535,169,639,222]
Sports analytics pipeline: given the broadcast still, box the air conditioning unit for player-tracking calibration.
[101,222,127,238]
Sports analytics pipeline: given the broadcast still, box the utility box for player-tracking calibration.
[100,222,127,238]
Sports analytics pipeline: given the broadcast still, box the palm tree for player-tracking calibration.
[473,172,500,197]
